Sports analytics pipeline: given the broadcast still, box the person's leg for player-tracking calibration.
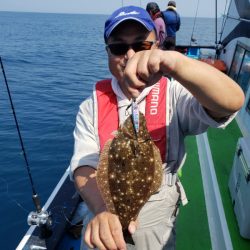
[79,204,96,250]
[131,184,180,250]
[80,185,180,250]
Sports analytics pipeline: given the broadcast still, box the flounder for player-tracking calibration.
[96,112,163,229]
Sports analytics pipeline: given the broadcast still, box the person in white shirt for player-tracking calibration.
[70,5,244,250]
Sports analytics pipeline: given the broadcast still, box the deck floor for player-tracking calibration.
[177,119,250,250]
[208,120,250,250]
[176,136,211,250]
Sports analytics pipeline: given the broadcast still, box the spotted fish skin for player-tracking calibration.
[96,112,163,229]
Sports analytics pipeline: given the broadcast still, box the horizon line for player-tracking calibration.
[0,9,222,19]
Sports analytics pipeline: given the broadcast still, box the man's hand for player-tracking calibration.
[84,211,126,250]
[84,211,138,250]
[123,49,176,98]
[123,48,244,118]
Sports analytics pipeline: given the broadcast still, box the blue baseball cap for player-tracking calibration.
[104,6,156,42]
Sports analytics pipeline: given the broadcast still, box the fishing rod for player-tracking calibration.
[0,56,52,238]
[190,0,200,45]
[215,0,226,57]
[215,0,220,58]
[215,0,218,46]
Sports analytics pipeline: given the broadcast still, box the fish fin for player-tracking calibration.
[96,139,116,214]
[150,145,163,194]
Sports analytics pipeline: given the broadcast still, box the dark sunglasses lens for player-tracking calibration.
[108,41,154,55]
[132,41,153,52]
[108,44,128,56]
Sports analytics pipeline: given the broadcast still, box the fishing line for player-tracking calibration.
[62,208,84,227]
[0,56,42,213]
[0,177,30,213]
[190,0,200,45]
[48,205,84,227]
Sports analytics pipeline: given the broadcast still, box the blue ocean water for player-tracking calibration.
[0,11,220,250]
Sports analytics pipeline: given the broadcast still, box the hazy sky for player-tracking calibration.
[0,0,228,18]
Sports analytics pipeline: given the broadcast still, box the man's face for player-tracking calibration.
[106,21,157,97]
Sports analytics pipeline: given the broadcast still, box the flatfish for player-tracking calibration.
[96,112,163,229]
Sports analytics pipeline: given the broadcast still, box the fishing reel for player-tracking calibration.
[27,194,53,238]
[28,210,53,238]
[28,210,51,227]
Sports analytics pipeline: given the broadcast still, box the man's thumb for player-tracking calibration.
[128,221,138,234]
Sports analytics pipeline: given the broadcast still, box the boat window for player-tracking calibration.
[229,44,250,95]
[237,51,250,94]
[229,45,245,81]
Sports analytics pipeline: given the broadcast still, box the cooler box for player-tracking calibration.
[187,47,200,59]
[228,137,250,239]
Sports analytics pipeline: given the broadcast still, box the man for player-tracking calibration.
[162,1,181,50]
[70,5,244,250]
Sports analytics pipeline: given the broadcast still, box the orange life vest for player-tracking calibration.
[95,78,168,161]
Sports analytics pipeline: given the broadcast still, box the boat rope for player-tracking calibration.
[222,14,250,23]
[219,0,229,44]
[190,0,200,45]
[0,56,42,213]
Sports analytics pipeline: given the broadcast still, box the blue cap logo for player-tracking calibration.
[104,6,156,41]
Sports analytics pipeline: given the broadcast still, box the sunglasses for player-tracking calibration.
[107,41,155,56]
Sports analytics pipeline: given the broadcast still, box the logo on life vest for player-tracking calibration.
[149,82,160,115]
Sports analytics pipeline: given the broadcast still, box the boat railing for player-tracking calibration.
[176,45,227,72]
